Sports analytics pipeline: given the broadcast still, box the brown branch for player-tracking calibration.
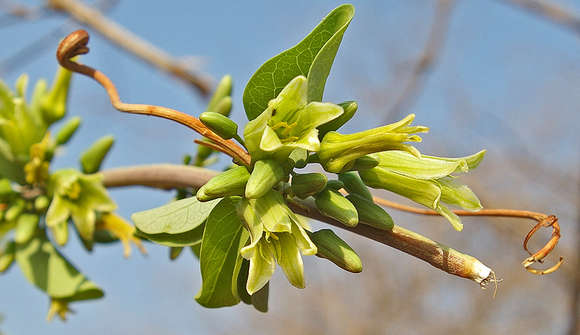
[385,0,456,122]
[47,0,212,96]
[56,30,251,166]
[498,0,580,38]
[372,195,563,274]
[101,164,495,286]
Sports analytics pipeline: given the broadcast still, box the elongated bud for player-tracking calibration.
[34,196,50,212]
[200,111,238,140]
[169,247,184,260]
[318,101,358,139]
[245,159,285,199]
[194,145,214,166]
[197,165,250,201]
[55,117,81,145]
[339,172,373,201]
[51,221,69,246]
[314,189,358,227]
[206,75,233,114]
[346,194,393,230]
[0,241,16,273]
[80,135,115,174]
[5,200,25,222]
[288,148,308,169]
[318,114,428,173]
[14,213,39,244]
[309,229,362,273]
[351,155,379,170]
[40,66,72,124]
[291,173,327,199]
[213,96,233,116]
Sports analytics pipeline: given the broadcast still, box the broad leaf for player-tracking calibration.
[243,4,354,120]
[195,198,249,308]
[132,197,220,234]
[15,231,103,301]
[135,223,205,247]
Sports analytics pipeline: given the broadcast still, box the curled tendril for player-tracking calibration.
[522,215,564,275]
[56,30,251,166]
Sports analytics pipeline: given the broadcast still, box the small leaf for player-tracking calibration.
[195,198,249,308]
[243,4,355,120]
[132,197,220,235]
[15,231,103,301]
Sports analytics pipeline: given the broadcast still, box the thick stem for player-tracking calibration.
[101,164,493,285]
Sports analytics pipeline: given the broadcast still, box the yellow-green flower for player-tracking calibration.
[244,76,343,161]
[238,189,317,294]
[359,150,485,231]
[46,169,116,244]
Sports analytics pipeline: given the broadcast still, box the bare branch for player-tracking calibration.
[101,164,494,285]
[498,0,580,38]
[46,0,212,96]
[384,0,456,122]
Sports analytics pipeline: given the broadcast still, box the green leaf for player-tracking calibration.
[243,4,354,120]
[132,197,220,235]
[135,223,205,247]
[15,231,103,301]
[195,198,249,308]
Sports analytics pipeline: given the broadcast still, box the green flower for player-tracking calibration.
[318,114,429,173]
[243,76,343,161]
[238,189,317,294]
[359,150,485,231]
[46,169,117,243]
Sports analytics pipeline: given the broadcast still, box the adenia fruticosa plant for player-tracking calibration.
[0,4,562,320]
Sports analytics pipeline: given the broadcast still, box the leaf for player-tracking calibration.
[15,230,103,301]
[135,223,205,247]
[195,198,249,308]
[243,4,355,120]
[132,197,220,235]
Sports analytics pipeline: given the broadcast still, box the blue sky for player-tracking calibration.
[1,1,579,334]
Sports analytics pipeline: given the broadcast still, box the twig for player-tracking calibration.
[47,0,212,96]
[372,195,563,274]
[384,0,456,122]
[498,0,580,38]
[101,164,495,285]
[56,30,251,166]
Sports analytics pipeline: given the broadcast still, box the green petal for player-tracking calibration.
[370,151,462,179]
[70,206,96,241]
[45,196,71,227]
[275,234,305,289]
[436,204,463,231]
[292,128,321,152]
[268,76,308,123]
[297,102,343,132]
[359,167,441,209]
[437,177,482,211]
[259,126,283,152]
[424,150,486,171]
[291,221,317,256]
[251,191,292,233]
[78,174,117,212]
[246,241,276,295]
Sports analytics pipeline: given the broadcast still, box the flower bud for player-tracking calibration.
[40,66,72,124]
[314,189,358,227]
[34,196,50,212]
[196,165,250,201]
[200,111,238,140]
[51,221,69,246]
[317,101,358,138]
[288,148,308,169]
[5,199,25,222]
[291,173,327,199]
[351,155,379,170]
[80,135,115,174]
[206,75,233,115]
[318,114,428,173]
[213,96,233,117]
[0,240,15,273]
[325,180,344,191]
[346,194,393,230]
[55,116,81,145]
[338,171,373,201]
[309,229,362,273]
[245,159,286,199]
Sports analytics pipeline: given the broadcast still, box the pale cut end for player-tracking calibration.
[471,259,492,284]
